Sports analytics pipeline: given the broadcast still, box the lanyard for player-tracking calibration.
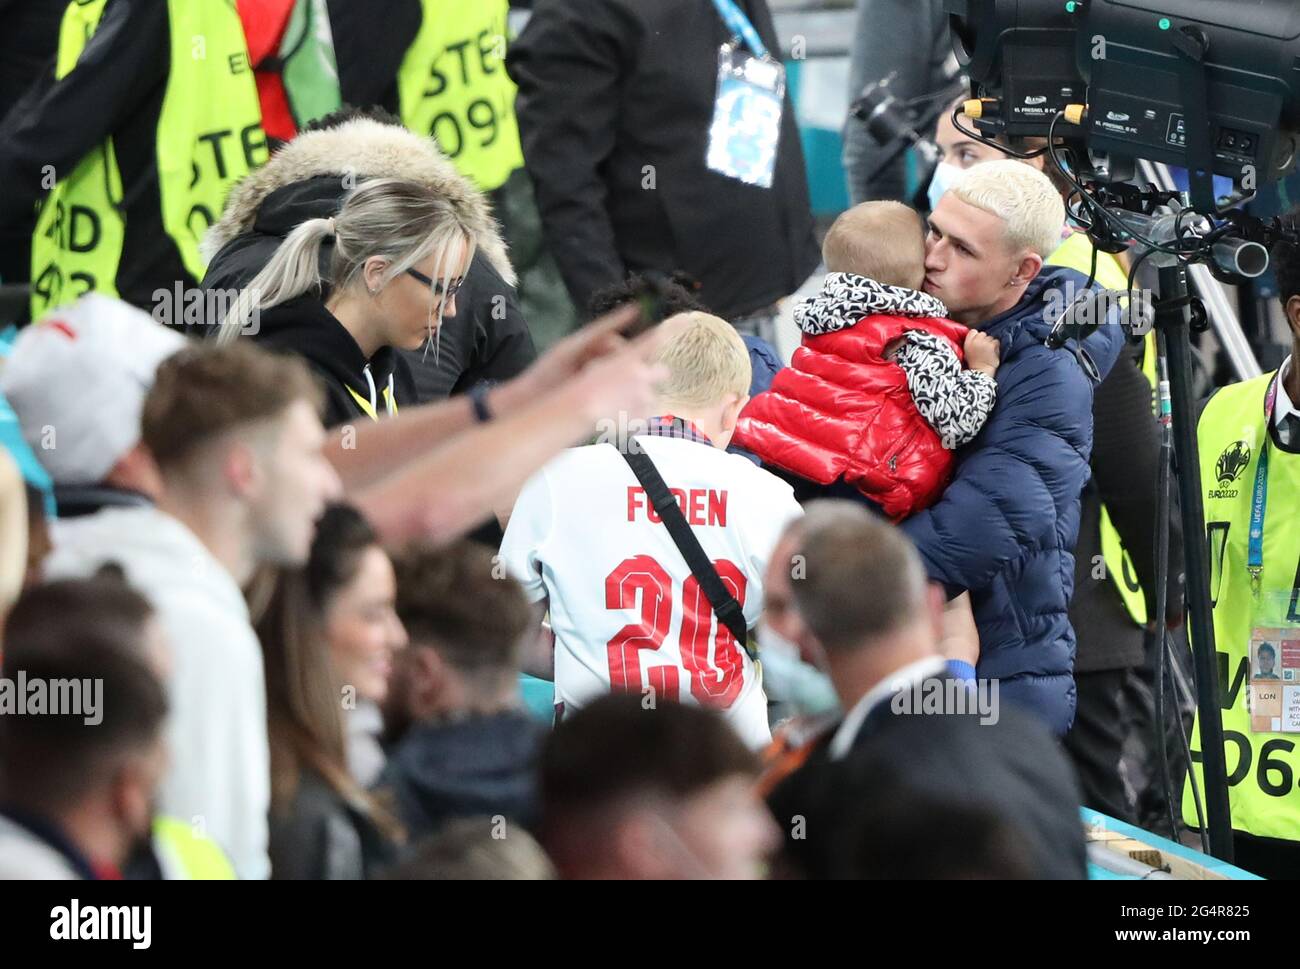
[708,0,769,60]
[1248,375,1280,596]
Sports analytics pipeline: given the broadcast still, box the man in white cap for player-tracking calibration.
[0,293,183,525]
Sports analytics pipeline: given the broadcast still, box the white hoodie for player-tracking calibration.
[0,814,81,878]
[45,505,269,880]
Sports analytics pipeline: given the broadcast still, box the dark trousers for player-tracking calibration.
[1232,830,1300,880]
[1065,668,1136,823]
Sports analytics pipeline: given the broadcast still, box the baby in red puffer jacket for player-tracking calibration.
[734,201,1002,519]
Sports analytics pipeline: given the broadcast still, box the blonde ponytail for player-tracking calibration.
[219,217,335,343]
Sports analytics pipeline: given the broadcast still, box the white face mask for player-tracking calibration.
[754,624,840,716]
[926,161,967,213]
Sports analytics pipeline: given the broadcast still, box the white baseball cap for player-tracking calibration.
[0,294,188,486]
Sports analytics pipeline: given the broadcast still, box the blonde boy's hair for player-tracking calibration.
[951,160,1066,259]
[821,201,927,290]
[652,312,751,410]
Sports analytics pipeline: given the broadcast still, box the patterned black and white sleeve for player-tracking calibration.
[892,330,998,449]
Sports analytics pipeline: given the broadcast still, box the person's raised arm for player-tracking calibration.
[325,307,637,491]
[351,321,667,546]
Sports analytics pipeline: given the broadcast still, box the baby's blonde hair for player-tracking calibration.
[822,201,926,290]
[652,312,751,410]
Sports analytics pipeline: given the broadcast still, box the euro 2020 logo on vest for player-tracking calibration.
[1215,440,1252,490]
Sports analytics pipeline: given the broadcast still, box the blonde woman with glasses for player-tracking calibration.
[223,177,474,426]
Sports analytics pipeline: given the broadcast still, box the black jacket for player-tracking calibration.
[375,710,545,841]
[253,294,419,428]
[768,673,1088,879]
[269,769,393,880]
[507,0,820,320]
[0,0,65,288]
[327,0,419,113]
[1070,339,1185,673]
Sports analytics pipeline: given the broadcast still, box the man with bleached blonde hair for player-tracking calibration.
[499,312,804,747]
[924,159,1067,325]
[899,159,1125,737]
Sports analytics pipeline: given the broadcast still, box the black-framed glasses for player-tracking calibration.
[406,268,464,299]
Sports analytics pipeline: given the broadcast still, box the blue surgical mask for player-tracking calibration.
[926,161,966,213]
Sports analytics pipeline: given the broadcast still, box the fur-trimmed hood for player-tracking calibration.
[203,118,515,286]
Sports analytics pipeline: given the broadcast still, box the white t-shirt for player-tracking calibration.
[46,505,270,880]
[499,435,804,748]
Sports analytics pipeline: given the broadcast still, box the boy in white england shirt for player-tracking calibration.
[500,312,804,747]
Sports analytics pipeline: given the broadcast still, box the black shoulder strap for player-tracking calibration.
[619,446,750,649]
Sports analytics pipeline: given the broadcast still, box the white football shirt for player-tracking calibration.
[499,434,804,748]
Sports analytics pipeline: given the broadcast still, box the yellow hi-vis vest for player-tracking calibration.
[396,0,524,192]
[1184,370,1300,841]
[1047,232,1155,626]
[152,816,236,880]
[30,0,266,316]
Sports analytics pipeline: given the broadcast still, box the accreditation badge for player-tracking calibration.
[1247,593,1300,732]
[705,43,785,188]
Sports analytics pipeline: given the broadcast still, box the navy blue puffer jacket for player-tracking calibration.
[901,266,1123,735]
